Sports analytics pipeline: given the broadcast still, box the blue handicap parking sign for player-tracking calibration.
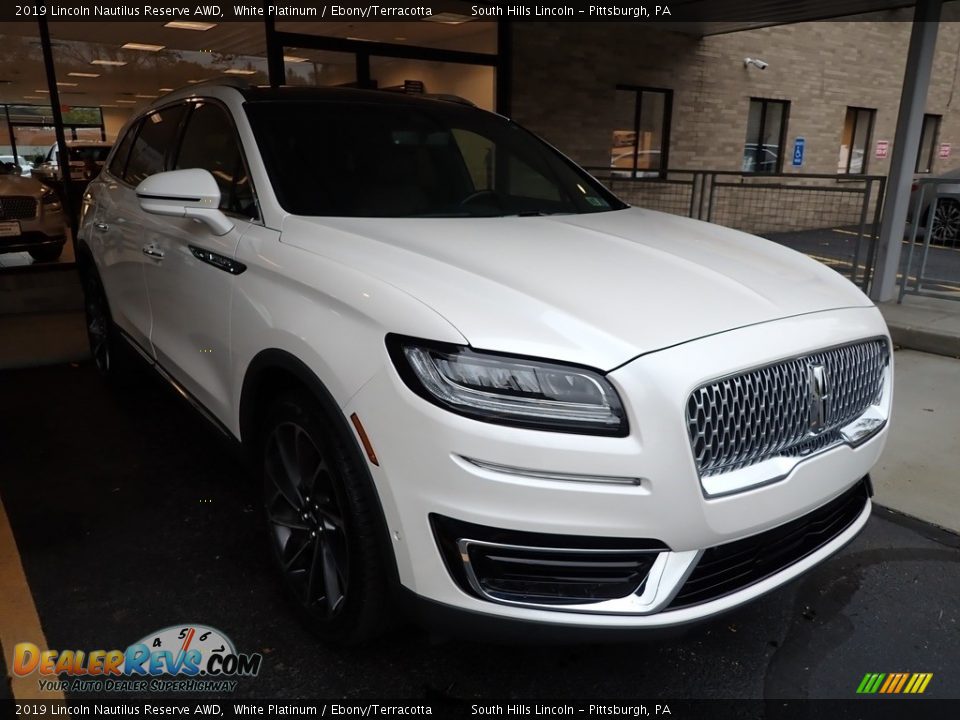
[792,138,805,167]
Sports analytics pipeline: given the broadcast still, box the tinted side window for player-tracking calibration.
[109,123,138,178]
[124,105,186,186]
[175,102,257,219]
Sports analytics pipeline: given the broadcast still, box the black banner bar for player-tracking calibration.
[5,699,960,720]
[0,0,936,24]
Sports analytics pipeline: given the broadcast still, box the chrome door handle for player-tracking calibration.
[142,244,165,259]
[94,222,109,231]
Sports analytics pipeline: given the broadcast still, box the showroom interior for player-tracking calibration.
[3,0,960,707]
[0,13,504,267]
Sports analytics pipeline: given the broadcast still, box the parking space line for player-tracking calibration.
[0,495,64,702]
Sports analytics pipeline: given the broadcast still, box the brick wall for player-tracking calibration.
[510,13,960,178]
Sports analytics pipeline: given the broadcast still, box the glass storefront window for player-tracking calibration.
[283,49,357,87]
[610,87,671,178]
[743,98,789,174]
[0,26,46,170]
[369,57,495,110]
[838,107,875,174]
[276,21,497,53]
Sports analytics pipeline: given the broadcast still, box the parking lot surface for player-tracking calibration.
[1,362,959,701]
[769,228,960,295]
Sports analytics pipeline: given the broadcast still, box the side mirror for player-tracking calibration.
[136,168,234,236]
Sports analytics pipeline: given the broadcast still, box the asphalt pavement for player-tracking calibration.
[1,362,959,701]
[766,227,960,294]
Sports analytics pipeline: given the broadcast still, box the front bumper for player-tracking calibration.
[0,210,66,255]
[0,232,66,254]
[346,306,890,628]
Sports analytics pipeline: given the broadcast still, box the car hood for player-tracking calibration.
[0,174,44,195]
[281,208,875,369]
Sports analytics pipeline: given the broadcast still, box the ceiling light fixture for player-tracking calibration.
[115,99,138,104]
[91,59,127,66]
[56,82,79,87]
[224,69,257,75]
[424,12,473,24]
[164,21,217,31]
[69,72,101,78]
[23,95,43,99]
[283,55,308,63]
[34,89,50,94]
[159,87,174,92]
[135,94,158,98]
[121,43,165,52]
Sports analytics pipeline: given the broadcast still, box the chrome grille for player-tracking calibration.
[0,196,38,220]
[687,339,888,477]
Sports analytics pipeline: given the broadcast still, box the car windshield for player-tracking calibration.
[67,146,110,162]
[245,99,626,218]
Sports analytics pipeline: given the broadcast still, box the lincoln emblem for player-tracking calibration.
[808,363,831,434]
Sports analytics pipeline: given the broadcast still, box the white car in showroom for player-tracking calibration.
[78,82,892,644]
[0,163,66,262]
[33,140,112,182]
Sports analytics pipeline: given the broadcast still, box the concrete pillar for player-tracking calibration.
[870,0,942,302]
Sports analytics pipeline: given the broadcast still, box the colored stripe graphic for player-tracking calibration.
[857,673,933,694]
[879,674,896,693]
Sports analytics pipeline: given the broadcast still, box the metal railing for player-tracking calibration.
[586,168,887,292]
[899,176,960,302]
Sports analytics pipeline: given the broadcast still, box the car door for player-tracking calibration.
[93,106,187,351]
[142,99,260,423]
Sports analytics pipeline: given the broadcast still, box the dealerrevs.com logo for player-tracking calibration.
[13,624,263,693]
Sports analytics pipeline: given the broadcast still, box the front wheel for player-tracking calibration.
[80,262,131,380]
[261,392,393,644]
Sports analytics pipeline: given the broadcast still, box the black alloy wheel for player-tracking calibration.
[260,392,393,644]
[80,264,127,378]
[264,420,350,618]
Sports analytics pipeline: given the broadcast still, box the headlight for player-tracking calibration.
[387,335,628,436]
[40,186,62,211]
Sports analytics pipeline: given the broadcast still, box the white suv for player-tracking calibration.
[78,82,892,644]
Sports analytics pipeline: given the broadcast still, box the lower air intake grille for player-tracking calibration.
[666,479,870,610]
[431,514,666,607]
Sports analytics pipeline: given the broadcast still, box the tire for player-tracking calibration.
[931,198,960,247]
[29,244,63,262]
[260,391,393,645]
[79,260,132,380]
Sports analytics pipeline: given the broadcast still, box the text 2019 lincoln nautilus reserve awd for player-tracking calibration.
[77,81,893,644]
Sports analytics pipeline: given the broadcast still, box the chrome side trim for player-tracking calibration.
[116,328,234,439]
[457,456,644,487]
